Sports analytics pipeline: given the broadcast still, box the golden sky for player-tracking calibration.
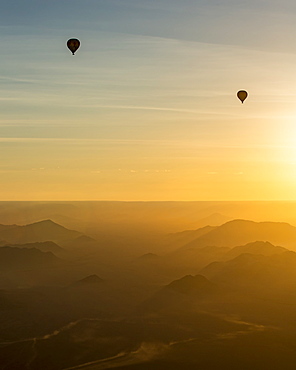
[1,0,296,200]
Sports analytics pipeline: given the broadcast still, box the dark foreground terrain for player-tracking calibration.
[1,201,296,369]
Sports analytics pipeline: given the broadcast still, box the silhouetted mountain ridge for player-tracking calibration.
[138,253,159,260]
[166,274,217,295]
[141,274,219,314]
[201,250,296,290]
[165,226,216,250]
[224,241,288,260]
[0,224,17,231]
[181,219,296,251]
[0,219,82,244]
[2,241,64,255]
[0,246,61,270]
[72,274,104,286]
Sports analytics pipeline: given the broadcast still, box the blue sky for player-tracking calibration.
[1,0,296,200]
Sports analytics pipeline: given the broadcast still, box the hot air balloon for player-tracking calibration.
[237,90,248,104]
[67,39,80,55]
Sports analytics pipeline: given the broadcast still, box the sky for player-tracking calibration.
[1,0,296,200]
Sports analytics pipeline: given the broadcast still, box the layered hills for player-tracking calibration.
[180,219,296,251]
[2,210,296,369]
[71,274,104,287]
[0,246,61,270]
[1,241,64,255]
[164,226,216,250]
[137,220,296,280]
[0,219,82,244]
[223,241,287,260]
[201,250,296,291]
[141,274,219,313]
[166,274,217,296]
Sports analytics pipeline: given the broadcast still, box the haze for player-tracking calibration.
[2,0,296,369]
[0,201,296,369]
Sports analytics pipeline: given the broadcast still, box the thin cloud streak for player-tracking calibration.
[0,137,294,150]
[77,104,244,117]
[0,75,90,87]
[81,104,201,113]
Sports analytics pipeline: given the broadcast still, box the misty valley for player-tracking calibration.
[1,201,296,369]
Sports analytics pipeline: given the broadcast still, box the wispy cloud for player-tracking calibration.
[79,104,200,114]
[0,137,293,150]
[76,104,244,117]
[0,75,89,87]
[0,97,21,101]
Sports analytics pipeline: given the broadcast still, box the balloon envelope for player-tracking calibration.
[67,39,80,55]
[237,90,248,103]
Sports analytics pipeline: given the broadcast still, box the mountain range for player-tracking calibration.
[173,219,296,252]
[0,246,61,271]
[201,250,296,292]
[0,219,82,244]
[141,274,219,314]
[71,274,104,287]
[1,241,65,255]
[222,241,287,260]
[2,212,296,369]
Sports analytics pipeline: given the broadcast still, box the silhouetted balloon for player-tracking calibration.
[67,39,80,55]
[237,90,248,104]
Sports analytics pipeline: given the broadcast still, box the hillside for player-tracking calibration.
[223,241,288,260]
[166,274,218,295]
[201,251,296,290]
[180,220,296,251]
[164,226,216,250]
[141,274,219,313]
[193,212,231,228]
[71,274,104,287]
[2,241,65,256]
[0,247,61,270]
[0,220,82,244]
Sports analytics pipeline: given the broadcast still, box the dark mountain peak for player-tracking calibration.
[0,245,50,256]
[138,253,159,260]
[216,219,261,231]
[222,219,292,228]
[223,219,255,225]
[0,219,82,244]
[201,248,296,290]
[244,240,274,247]
[0,246,60,270]
[182,219,296,251]
[0,223,17,228]
[73,274,104,286]
[36,219,56,224]
[166,274,217,295]
[26,219,68,229]
[225,241,288,259]
[2,241,64,255]
[141,274,219,314]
